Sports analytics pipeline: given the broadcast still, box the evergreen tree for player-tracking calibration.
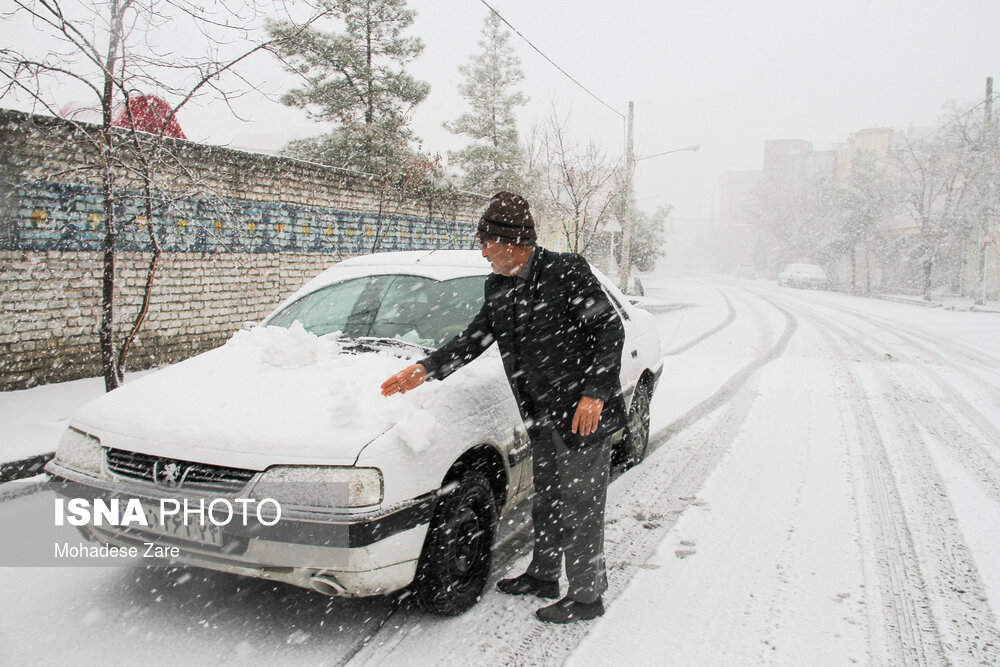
[631,205,672,271]
[269,0,430,176]
[444,12,527,192]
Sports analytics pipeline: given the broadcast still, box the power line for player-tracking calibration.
[895,99,991,150]
[476,0,625,120]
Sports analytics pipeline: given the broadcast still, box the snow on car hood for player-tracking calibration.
[72,324,468,470]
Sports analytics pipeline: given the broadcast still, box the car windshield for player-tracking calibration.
[266,274,487,350]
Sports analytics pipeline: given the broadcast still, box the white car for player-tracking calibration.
[45,250,662,614]
[778,263,830,289]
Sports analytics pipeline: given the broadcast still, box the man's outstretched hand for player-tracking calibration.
[381,364,428,397]
[572,396,605,436]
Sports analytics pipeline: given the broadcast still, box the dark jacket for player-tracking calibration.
[420,247,627,442]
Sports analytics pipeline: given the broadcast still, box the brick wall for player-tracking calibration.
[0,109,483,390]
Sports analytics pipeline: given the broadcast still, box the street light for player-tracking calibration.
[636,145,700,162]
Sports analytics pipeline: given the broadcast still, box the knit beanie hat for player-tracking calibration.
[477,191,537,246]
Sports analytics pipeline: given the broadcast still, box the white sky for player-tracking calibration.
[4,0,1000,223]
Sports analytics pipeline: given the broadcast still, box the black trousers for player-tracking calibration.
[522,414,612,604]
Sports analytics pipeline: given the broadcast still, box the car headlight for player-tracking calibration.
[54,428,103,476]
[250,466,383,509]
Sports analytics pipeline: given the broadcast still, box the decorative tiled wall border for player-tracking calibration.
[3,181,477,254]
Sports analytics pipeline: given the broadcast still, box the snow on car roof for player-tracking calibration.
[338,249,488,269]
[276,250,493,313]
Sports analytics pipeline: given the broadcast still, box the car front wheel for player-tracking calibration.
[413,469,497,615]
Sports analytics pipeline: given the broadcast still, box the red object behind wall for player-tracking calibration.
[112,94,186,139]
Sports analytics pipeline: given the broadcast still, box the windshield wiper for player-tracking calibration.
[342,337,432,354]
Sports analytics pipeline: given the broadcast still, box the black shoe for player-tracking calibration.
[535,596,605,623]
[496,572,559,599]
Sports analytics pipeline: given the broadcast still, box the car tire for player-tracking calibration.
[615,381,651,469]
[413,468,497,615]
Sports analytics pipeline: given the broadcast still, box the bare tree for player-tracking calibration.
[523,108,620,255]
[1,0,322,390]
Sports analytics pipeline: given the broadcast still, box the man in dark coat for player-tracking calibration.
[381,191,626,623]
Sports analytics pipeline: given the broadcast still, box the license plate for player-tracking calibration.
[137,501,224,548]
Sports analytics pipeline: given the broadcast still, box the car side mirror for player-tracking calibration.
[241,321,257,331]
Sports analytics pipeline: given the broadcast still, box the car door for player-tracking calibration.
[593,273,644,403]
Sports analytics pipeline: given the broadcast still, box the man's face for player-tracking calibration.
[480,238,526,276]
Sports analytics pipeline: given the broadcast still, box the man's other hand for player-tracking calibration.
[572,396,605,436]
[380,364,428,397]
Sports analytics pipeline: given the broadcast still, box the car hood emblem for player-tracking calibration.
[154,459,187,488]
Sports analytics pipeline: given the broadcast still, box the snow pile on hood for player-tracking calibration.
[227,324,445,452]
[250,321,323,369]
[73,323,503,468]
[227,325,510,455]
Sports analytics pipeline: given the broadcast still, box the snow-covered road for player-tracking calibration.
[572,279,1000,666]
[2,274,999,665]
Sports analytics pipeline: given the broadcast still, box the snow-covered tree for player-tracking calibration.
[269,0,431,177]
[1,0,305,390]
[630,205,672,272]
[893,122,981,296]
[444,12,527,193]
[832,152,899,293]
[950,102,1000,301]
[752,171,837,275]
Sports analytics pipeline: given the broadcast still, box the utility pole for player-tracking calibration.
[616,103,698,292]
[619,101,635,293]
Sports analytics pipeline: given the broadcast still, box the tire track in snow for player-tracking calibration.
[829,298,1000,371]
[772,289,1000,410]
[782,294,1000,509]
[347,288,793,667]
[838,317,1000,507]
[661,288,737,356]
[646,289,790,454]
[801,312,945,665]
[771,291,1000,664]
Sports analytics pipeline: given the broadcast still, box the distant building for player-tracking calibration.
[718,170,762,267]
[718,139,835,270]
[719,171,762,231]
[835,127,902,178]
[763,139,836,183]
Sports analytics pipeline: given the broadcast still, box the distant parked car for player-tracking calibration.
[778,263,830,289]
[45,250,663,615]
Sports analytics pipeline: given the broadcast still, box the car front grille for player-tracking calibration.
[105,448,258,494]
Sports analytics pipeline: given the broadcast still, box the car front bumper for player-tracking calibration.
[45,461,436,597]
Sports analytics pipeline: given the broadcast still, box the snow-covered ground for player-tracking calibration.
[2,273,999,665]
